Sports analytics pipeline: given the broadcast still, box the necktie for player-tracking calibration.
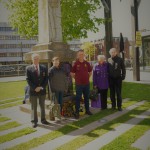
[35,65,38,76]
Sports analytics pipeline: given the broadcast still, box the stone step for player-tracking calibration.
[20,102,101,121]
[20,98,131,123]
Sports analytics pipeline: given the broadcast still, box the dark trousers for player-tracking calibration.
[55,91,64,111]
[98,89,108,109]
[75,84,90,113]
[30,95,46,123]
[109,77,122,108]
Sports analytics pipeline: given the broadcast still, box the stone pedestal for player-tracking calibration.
[24,0,76,64]
[24,42,76,65]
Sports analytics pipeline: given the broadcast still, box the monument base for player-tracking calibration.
[24,42,76,64]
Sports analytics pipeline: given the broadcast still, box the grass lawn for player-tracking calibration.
[0,101,22,109]
[0,116,11,122]
[122,82,150,100]
[0,81,26,100]
[0,98,22,105]
[0,127,36,144]
[0,121,21,131]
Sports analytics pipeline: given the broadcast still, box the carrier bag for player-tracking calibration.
[48,80,61,121]
[91,93,101,108]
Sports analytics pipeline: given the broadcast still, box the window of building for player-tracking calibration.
[0,53,7,57]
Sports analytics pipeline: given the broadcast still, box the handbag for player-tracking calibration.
[48,80,61,121]
[89,88,98,101]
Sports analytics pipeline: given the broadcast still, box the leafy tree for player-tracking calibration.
[4,0,105,41]
[81,42,97,61]
[61,0,105,41]
[4,0,38,38]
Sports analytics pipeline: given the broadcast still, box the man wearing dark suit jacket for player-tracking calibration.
[26,53,49,128]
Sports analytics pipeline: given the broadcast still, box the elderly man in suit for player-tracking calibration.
[26,53,49,128]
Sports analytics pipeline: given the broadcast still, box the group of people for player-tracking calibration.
[26,47,126,128]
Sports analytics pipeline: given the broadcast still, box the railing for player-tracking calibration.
[0,64,29,77]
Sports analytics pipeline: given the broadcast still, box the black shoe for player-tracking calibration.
[32,123,37,128]
[86,111,93,115]
[118,107,122,111]
[74,113,79,119]
[41,120,50,125]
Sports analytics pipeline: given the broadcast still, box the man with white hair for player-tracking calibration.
[26,53,49,127]
[108,48,126,111]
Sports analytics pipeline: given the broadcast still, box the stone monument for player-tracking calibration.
[24,0,76,66]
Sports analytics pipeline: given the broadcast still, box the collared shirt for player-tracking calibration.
[71,60,92,85]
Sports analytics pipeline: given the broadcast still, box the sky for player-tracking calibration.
[81,0,150,42]
[0,0,150,42]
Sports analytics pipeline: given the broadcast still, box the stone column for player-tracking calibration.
[24,0,76,64]
[38,0,62,43]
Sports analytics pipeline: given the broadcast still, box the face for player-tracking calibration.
[98,58,105,64]
[53,59,60,67]
[77,51,85,61]
[32,56,40,65]
[110,50,117,58]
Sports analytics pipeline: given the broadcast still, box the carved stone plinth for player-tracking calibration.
[24,42,76,63]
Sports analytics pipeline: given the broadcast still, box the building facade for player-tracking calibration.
[0,22,37,65]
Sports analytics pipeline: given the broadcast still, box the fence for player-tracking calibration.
[0,64,29,77]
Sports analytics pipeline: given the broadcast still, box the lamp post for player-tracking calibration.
[102,0,113,59]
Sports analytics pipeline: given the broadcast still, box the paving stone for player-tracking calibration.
[132,130,150,150]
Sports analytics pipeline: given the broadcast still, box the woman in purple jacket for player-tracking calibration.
[93,55,109,109]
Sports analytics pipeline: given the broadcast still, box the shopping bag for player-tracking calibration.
[91,93,101,108]
[89,88,98,101]
[48,80,61,121]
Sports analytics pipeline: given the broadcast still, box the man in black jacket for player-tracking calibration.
[108,48,126,111]
[26,53,49,127]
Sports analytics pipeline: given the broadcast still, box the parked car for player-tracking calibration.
[0,66,15,72]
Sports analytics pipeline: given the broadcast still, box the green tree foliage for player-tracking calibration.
[5,0,38,38]
[4,0,105,41]
[61,0,105,41]
[81,42,97,61]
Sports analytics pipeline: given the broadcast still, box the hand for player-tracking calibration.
[94,86,97,89]
[35,87,41,92]
[121,76,125,80]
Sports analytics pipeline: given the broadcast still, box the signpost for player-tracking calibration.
[136,31,142,47]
